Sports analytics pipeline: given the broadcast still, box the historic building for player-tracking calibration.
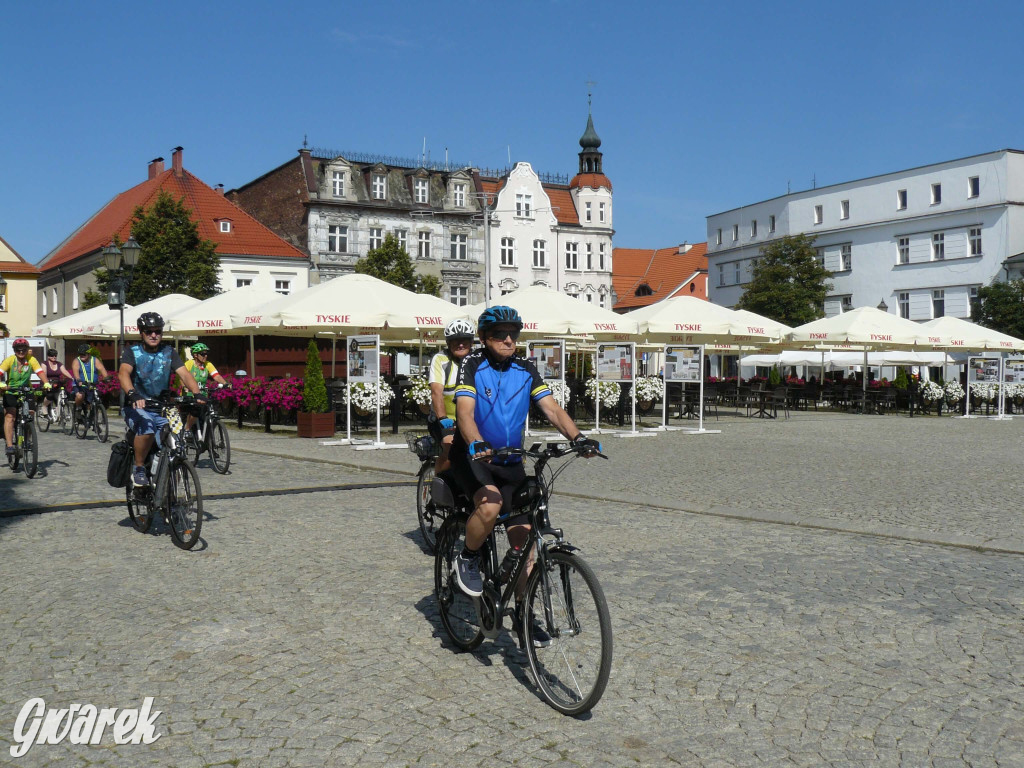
[227,111,614,306]
[611,242,708,312]
[705,149,1024,320]
[0,234,40,337]
[35,148,309,325]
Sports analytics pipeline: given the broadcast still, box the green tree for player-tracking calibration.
[736,234,833,327]
[972,278,1024,340]
[83,191,221,308]
[302,339,329,413]
[353,233,441,296]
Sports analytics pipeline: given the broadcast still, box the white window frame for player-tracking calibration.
[586,242,593,270]
[417,231,431,259]
[219,220,231,233]
[369,227,383,251]
[968,176,980,199]
[500,237,516,267]
[599,202,606,223]
[751,219,757,238]
[332,171,345,197]
[732,224,739,242]
[372,173,387,200]
[235,277,253,288]
[841,244,852,272]
[897,189,907,210]
[718,263,725,287]
[41,291,47,316]
[897,236,910,265]
[969,227,982,256]
[533,239,546,268]
[931,183,941,204]
[449,285,468,306]
[72,282,79,310]
[51,288,58,315]
[932,289,945,318]
[275,279,291,295]
[585,202,592,222]
[599,243,606,271]
[414,178,428,204]
[815,247,825,267]
[516,193,532,218]
[450,233,468,260]
[565,242,579,270]
[768,215,776,233]
[453,183,465,207]
[841,295,853,313]
[898,292,910,319]
[733,261,741,284]
[840,200,850,220]
[932,232,945,261]
[395,229,408,253]
[813,205,823,225]
[716,228,722,246]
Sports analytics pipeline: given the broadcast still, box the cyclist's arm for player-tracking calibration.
[455,395,483,446]
[59,364,74,381]
[427,354,448,420]
[30,359,48,386]
[118,362,144,408]
[212,373,229,387]
[71,358,81,381]
[95,359,110,379]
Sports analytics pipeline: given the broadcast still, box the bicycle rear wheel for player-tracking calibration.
[416,463,441,553]
[36,401,51,432]
[126,483,154,533]
[72,403,87,439]
[208,420,231,474]
[167,460,203,550]
[60,396,73,435]
[22,421,38,478]
[434,513,483,651]
[94,404,108,443]
[522,550,613,716]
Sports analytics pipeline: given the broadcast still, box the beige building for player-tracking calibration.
[0,234,40,337]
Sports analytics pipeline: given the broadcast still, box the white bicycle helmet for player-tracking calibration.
[444,318,475,339]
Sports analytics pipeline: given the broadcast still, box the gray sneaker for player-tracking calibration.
[453,553,483,597]
[132,466,149,487]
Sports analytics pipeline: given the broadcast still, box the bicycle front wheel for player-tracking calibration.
[167,460,203,550]
[208,421,231,474]
[94,404,108,442]
[36,401,51,432]
[523,550,613,716]
[60,397,73,435]
[22,421,38,478]
[416,463,441,553]
[434,513,483,651]
[126,484,153,533]
[72,404,87,439]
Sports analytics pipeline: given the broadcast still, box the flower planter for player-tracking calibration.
[297,410,335,438]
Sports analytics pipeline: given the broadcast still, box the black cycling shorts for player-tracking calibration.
[450,450,529,526]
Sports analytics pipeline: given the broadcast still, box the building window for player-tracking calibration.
[718,264,725,287]
[369,227,383,251]
[898,237,910,264]
[931,183,941,204]
[751,220,757,238]
[449,286,468,306]
[932,232,945,261]
[968,176,980,198]
[219,220,231,233]
[814,205,823,224]
[275,279,291,295]
[599,243,606,270]
[841,296,853,313]
[897,189,907,210]
[898,291,910,319]
[328,225,347,253]
[332,171,345,197]
[716,228,722,246]
[585,202,592,222]
[41,291,47,316]
[586,243,593,270]
[600,293,606,308]
[815,247,825,267]
[414,178,428,204]
[395,229,407,253]
[72,282,79,310]
[516,193,532,218]
[500,237,515,266]
[533,239,546,268]
[768,215,776,233]
[599,202,606,223]
[235,277,253,288]
[733,262,741,284]
[565,242,579,270]
[453,183,465,207]
[566,291,579,299]
[841,244,852,272]
[840,200,850,220]
[586,293,593,303]
[732,224,739,242]
[417,231,431,259]
[969,286,980,313]
[52,288,58,315]
[932,289,945,318]
[969,227,982,256]
[372,173,386,200]
[450,233,468,260]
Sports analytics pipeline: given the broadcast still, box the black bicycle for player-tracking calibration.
[183,399,231,474]
[71,383,108,442]
[407,433,443,552]
[433,442,613,716]
[5,385,40,477]
[126,395,203,550]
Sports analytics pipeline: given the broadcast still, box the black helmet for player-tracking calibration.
[138,312,165,330]
[477,305,523,335]
[47,348,58,357]
[77,343,90,355]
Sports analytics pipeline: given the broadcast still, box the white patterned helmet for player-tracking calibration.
[444,319,475,340]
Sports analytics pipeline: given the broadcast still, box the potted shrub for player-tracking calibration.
[297,340,335,438]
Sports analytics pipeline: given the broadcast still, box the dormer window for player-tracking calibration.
[218,220,232,233]
[453,182,466,207]
[372,173,387,200]
[635,284,654,297]
[516,193,532,218]
[414,178,428,204]
[332,171,345,197]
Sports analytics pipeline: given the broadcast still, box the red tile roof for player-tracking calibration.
[0,235,39,274]
[543,186,580,225]
[613,242,708,310]
[38,165,307,272]
[569,173,612,191]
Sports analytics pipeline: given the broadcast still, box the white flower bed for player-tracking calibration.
[943,380,965,405]
[546,380,570,408]
[405,376,431,406]
[585,379,620,409]
[633,376,663,402]
[969,381,997,402]
[919,380,944,402]
[344,381,395,412]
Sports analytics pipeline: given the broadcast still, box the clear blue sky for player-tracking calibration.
[3,0,1022,264]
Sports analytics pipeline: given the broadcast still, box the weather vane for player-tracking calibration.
[585,78,597,109]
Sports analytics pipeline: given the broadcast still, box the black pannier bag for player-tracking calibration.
[107,439,133,488]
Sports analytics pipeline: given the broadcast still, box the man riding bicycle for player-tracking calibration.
[71,342,110,415]
[450,305,600,645]
[1,339,50,456]
[427,319,476,474]
[181,342,228,435]
[39,348,73,421]
[118,312,205,487]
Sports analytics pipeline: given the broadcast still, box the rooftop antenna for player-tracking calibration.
[812,173,817,189]
[787,180,791,194]
[302,134,308,149]
[445,147,448,170]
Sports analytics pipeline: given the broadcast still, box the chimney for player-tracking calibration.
[678,242,691,254]
[216,184,224,196]
[148,156,165,179]
[171,146,184,176]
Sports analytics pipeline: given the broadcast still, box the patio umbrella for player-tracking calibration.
[164,286,283,336]
[629,296,778,345]
[32,303,130,338]
[921,316,1024,352]
[95,294,201,337]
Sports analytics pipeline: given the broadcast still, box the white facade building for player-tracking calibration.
[706,150,1024,320]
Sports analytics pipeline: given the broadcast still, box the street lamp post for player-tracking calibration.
[103,237,141,407]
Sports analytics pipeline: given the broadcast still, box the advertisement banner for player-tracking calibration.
[347,335,380,383]
[526,340,564,381]
[663,345,702,382]
[596,343,633,382]
[1004,358,1024,384]
[968,355,1000,384]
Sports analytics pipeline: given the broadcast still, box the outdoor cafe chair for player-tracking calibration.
[702,383,719,421]
[769,386,790,419]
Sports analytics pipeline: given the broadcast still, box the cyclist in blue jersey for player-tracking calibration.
[450,305,600,644]
[118,312,205,487]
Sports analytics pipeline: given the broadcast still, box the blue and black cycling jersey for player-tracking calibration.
[120,343,184,401]
[453,349,551,462]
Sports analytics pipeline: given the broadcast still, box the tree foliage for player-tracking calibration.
[353,233,441,297]
[972,278,1024,340]
[83,191,221,309]
[302,339,329,413]
[735,234,833,327]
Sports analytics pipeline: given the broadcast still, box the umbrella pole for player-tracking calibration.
[863,349,868,414]
[249,333,256,377]
[698,344,705,431]
[332,336,337,378]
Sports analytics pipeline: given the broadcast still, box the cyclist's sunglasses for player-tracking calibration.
[140,327,163,335]
[13,346,29,353]
[487,328,521,341]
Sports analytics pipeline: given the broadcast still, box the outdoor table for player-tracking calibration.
[750,389,774,419]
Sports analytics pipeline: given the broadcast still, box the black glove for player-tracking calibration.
[468,440,493,459]
[571,433,602,457]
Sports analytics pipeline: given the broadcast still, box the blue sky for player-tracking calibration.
[3,0,1023,263]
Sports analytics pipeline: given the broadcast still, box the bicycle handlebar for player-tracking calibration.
[483,442,608,462]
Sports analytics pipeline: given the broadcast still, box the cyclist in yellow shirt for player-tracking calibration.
[427,319,476,473]
[182,343,228,434]
[1,339,50,456]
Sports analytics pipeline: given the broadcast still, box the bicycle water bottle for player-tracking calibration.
[497,544,524,584]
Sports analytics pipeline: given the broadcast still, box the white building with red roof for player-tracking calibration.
[0,234,40,337]
[35,148,309,325]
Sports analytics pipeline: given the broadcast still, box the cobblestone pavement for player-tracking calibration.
[0,413,1023,766]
